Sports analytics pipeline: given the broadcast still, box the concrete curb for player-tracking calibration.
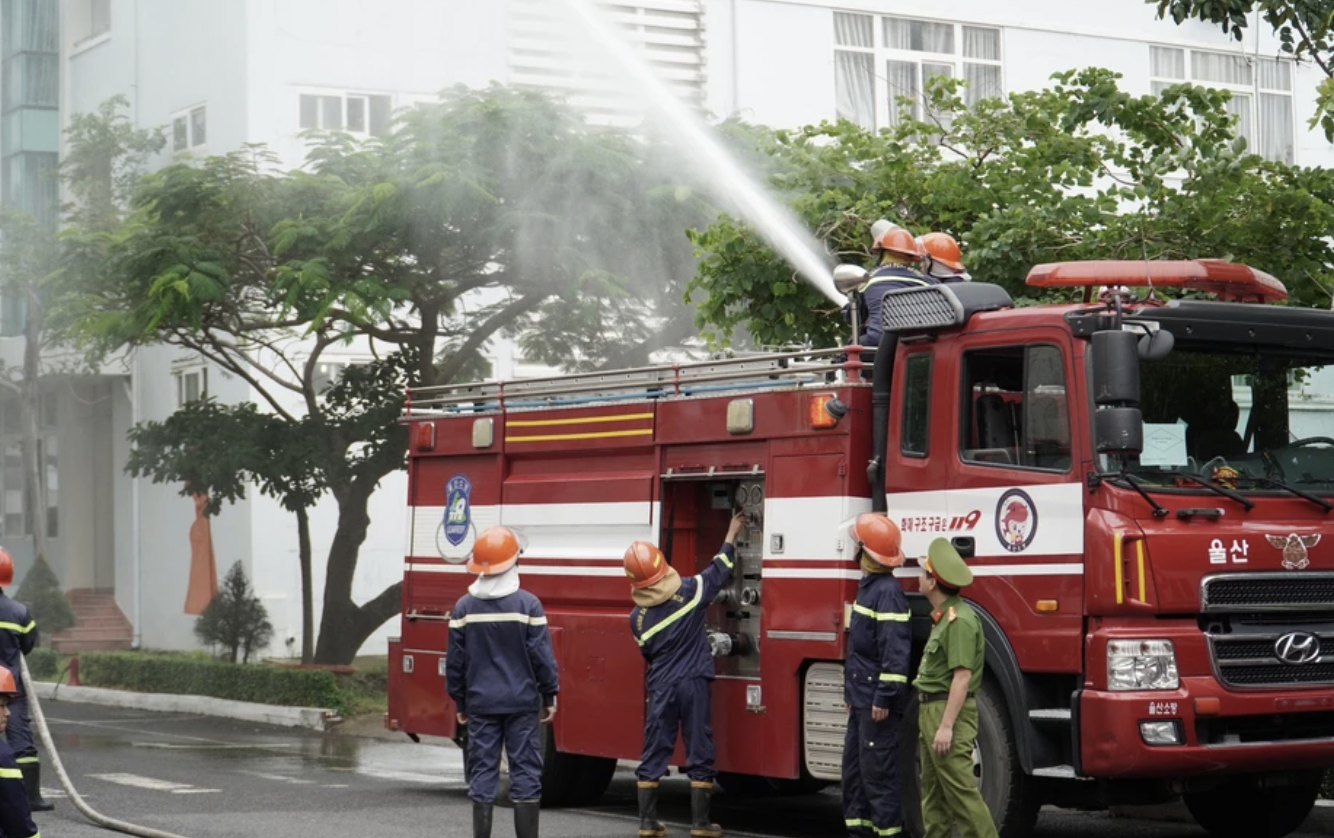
[29,680,341,732]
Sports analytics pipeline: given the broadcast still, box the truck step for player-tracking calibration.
[1032,765,1082,779]
[1028,708,1072,722]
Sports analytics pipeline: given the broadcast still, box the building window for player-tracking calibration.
[299,93,392,137]
[172,105,207,152]
[69,0,110,46]
[834,11,1003,130]
[900,352,932,457]
[961,345,1071,471]
[176,368,208,407]
[1150,46,1294,164]
[0,392,58,538]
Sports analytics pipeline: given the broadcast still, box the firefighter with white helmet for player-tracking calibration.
[917,231,971,283]
[0,548,49,813]
[446,526,559,838]
[0,664,39,838]
[841,513,912,838]
[625,512,748,838]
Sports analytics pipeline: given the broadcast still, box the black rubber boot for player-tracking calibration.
[472,800,493,838]
[637,781,667,837]
[689,781,722,838]
[21,762,54,812]
[514,799,540,838]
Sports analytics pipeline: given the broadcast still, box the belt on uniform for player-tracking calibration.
[918,692,977,703]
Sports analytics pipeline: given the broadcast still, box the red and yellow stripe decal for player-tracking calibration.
[504,412,654,443]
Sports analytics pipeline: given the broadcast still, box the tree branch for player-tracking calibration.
[433,294,546,386]
[353,580,404,638]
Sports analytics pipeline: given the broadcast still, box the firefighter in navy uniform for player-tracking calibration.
[841,513,912,838]
[0,665,40,838]
[856,226,935,350]
[0,549,49,813]
[625,511,748,838]
[446,526,559,838]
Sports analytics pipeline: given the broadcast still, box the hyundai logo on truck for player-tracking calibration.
[1274,632,1321,666]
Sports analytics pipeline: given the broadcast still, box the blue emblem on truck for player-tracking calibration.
[444,475,473,547]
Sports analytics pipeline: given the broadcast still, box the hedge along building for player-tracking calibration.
[2,0,1333,658]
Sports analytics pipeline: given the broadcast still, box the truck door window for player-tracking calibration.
[901,352,931,457]
[961,344,1071,472]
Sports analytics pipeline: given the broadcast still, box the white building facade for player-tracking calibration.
[5,0,1327,658]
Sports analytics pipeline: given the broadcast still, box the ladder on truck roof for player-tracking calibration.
[403,346,872,417]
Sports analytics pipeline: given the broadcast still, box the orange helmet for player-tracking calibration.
[917,232,965,272]
[876,227,924,261]
[0,665,15,697]
[0,548,11,588]
[467,526,522,576]
[624,541,670,589]
[852,513,904,567]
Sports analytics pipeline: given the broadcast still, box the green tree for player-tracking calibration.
[0,95,163,612]
[52,84,710,664]
[687,69,1334,350]
[195,561,274,664]
[1149,0,1334,139]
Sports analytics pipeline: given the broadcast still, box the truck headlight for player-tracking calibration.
[1107,639,1179,691]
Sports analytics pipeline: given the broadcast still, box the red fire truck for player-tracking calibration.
[388,260,1334,838]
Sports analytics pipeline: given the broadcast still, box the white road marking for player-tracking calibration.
[329,765,467,786]
[238,770,317,785]
[89,773,221,794]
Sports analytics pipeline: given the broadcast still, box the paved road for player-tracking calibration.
[27,701,1334,838]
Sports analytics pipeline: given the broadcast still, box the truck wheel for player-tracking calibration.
[899,681,1040,838]
[538,723,616,808]
[1184,772,1321,838]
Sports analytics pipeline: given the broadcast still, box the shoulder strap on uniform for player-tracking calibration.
[635,580,703,647]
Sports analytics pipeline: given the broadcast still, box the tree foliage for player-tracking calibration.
[52,84,712,664]
[194,561,274,664]
[687,69,1334,350]
[1150,0,1334,139]
[15,556,76,636]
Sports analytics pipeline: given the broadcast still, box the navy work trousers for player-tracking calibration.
[842,703,906,837]
[5,697,36,760]
[637,676,715,783]
[467,711,543,804]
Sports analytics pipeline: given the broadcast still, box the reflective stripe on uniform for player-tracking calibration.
[846,819,903,836]
[852,604,910,622]
[714,552,733,569]
[635,582,704,647]
[0,620,34,634]
[0,767,20,779]
[878,673,907,683]
[450,613,547,629]
[13,756,37,764]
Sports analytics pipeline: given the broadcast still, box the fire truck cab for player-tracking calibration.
[390,260,1334,838]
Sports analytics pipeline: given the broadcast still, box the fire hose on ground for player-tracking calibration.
[19,653,195,838]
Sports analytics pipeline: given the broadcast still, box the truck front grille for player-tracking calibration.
[1208,629,1334,690]
[1197,710,1334,745]
[1201,573,1334,612]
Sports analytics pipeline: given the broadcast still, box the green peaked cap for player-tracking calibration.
[926,537,973,588]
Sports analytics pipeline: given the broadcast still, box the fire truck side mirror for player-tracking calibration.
[1091,330,1144,457]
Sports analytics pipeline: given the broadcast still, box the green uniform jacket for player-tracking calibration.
[912,596,984,695]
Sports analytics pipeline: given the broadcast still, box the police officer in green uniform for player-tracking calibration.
[912,538,998,838]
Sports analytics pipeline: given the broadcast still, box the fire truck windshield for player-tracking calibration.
[1104,346,1334,494]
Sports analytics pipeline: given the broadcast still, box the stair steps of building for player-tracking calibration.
[49,590,132,654]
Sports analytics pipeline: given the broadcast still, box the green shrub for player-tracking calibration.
[79,652,350,714]
[194,562,273,663]
[25,648,58,680]
[15,557,75,635]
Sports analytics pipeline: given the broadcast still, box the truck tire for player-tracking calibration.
[899,680,1040,838]
[538,723,616,807]
[1184,772,1322,838]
